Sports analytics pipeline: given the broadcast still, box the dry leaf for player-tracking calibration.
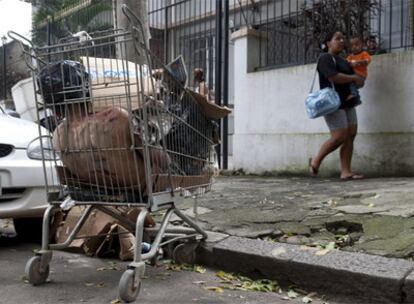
[85,282,95,287]
[302,296,312,303]
[110,299,121,304]
[368,203,375,208]
[96,267,106,272]
[193,281,207,285]
[216,271,236,281]
[194,266,206,273]
[204,286,224,293]
[315,249,330,256]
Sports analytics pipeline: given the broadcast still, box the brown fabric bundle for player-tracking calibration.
[53,107,150,191]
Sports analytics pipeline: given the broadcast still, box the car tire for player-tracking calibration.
[13,218,43,243]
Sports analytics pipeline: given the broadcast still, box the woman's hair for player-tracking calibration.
[321,31,340,52]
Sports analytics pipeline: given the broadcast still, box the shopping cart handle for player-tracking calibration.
[7,31,37,71]
[7,31,33,47]
[121,5,147,40]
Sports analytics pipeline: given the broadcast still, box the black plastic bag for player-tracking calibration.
[37,60,90,105]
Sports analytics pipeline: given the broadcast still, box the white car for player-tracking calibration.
[0,105,56,237]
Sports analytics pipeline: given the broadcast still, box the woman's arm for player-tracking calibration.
[329,73,364,86]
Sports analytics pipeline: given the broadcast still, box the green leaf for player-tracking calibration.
[288,290,299,298]
[325,242,336,250]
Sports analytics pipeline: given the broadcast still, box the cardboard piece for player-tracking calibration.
[54,206,155,258]
[55,206,115,255]
[185,89,232,119]
[118,225,135,261]
[80,56,155,112]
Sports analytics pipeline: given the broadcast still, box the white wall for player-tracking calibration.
[232,29,414,176]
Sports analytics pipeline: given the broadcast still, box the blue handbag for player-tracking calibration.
[305,56,341,119]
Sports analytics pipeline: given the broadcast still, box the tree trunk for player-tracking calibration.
[116,0,150,64]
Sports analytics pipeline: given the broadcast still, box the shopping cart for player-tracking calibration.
[9,5,218,303]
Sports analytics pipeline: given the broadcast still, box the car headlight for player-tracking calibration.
[27,136,57,161]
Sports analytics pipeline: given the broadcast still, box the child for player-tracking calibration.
[193,68,210,99]
[346,37,372,104]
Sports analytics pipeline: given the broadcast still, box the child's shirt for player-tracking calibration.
[346,51,371,78]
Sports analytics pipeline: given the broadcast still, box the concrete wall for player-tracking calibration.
[232,28,414,176]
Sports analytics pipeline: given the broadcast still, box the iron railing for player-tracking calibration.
[31,0,414,71]
[148,0,254,91]
[252,0,414,70]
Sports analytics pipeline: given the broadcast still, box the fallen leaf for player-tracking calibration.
[327,199,337,207]
[193,281,207,285]
[166,264,183,271]
[287,290,299,298]
[96,267,106,272]
[315,249,330,256]
[161,259,173,265]
[325,242,336,250]
[302,296,312,303]
[108,262,121,271]
[368,203,375,208]
[204,286,224,293]
[282,296,291,300]
[110,299,121,304]
[194,266,206,273]
[85,282,95,287]
[216,271,236,281]
[263,236,277,242]
[97,282,105,288]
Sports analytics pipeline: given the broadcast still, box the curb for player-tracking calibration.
[196,234,414,303]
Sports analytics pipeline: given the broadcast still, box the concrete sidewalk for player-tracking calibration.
[191,176,414,259]
[175,175,414,303]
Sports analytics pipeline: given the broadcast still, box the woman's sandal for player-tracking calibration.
[308,158,318,177]
[340,174,364,181]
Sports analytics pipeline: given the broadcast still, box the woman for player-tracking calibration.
[309,31,365,180]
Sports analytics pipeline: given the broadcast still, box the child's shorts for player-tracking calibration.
[349,83,362,106]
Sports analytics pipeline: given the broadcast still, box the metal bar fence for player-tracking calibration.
[249,0,414,70]
[32,0,414,72]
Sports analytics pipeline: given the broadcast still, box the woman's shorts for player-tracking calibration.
[324,107,357,131]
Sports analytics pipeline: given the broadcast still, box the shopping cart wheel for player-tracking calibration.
[172,243,197,265]
[25,256,50,286]
[119,268,141,303]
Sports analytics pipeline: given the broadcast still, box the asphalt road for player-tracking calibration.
[0,236,342,304]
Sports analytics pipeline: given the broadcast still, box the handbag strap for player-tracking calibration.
[309,55,337,93]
